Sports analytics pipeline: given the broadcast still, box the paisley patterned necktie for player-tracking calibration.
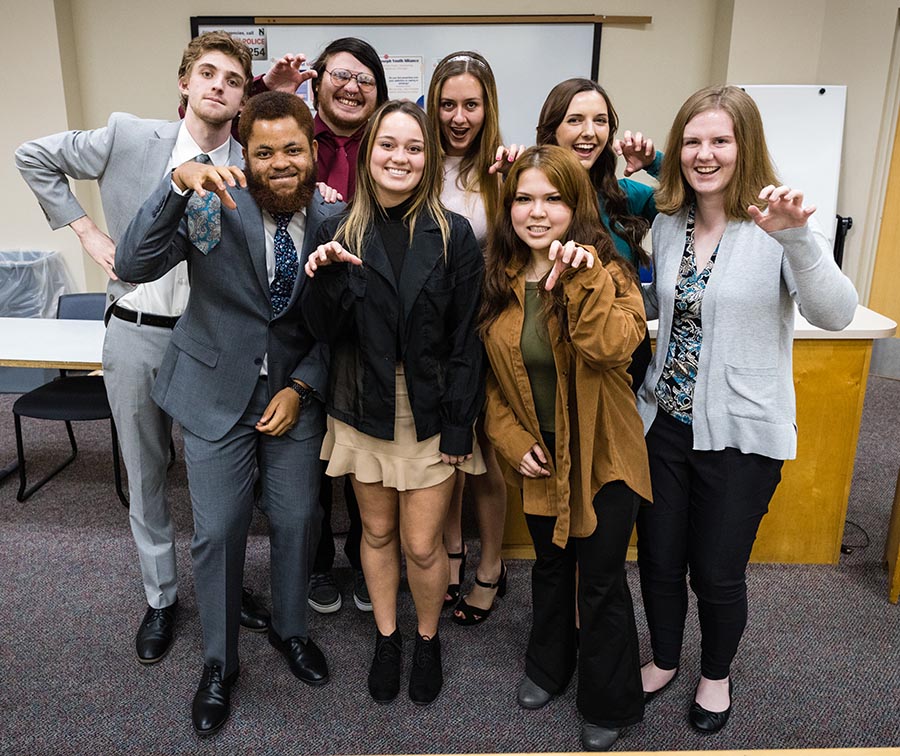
[186,153,221,254]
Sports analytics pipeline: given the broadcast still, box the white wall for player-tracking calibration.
[5,0,899,301]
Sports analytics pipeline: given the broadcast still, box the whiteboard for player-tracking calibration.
[195,19,598,146]
[739,85,847,242]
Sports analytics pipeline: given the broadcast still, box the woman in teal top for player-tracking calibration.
[535,78,659,387]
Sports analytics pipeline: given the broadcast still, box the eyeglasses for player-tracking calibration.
[325,68,377,92]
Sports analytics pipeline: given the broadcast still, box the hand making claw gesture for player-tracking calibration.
[613,130,656,177]
[262,53,317,93]
[172,162,246,210]
[545,239,595,291]
[489,143,528,175]
[304,240,363,278]
[747,185,816,234]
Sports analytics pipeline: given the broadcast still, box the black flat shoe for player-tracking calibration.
[192,664,239,738]
[516,675,552,710]
[581,723,623,752]
[689,678,733,734]
[368,628,403,703]
[268,629,329,686]
[409,633,442,706]
[135,600,177,664]
[443,546,467,608]
[643,667,679,704]
[240,587,270,632]
[452,561,507,626]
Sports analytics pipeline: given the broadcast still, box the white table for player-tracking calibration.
[0,317,105,370]
[0,316,106,481]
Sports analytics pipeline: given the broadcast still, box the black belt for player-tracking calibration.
[112,305,180,329]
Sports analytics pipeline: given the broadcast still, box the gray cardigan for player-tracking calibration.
[637,209,858,460]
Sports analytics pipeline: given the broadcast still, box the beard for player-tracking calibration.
[246,165,317,214]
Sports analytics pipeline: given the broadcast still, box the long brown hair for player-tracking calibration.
[426,51,503,222]
[480,145,618,340]
[337,100,449,257]
[536,78,650,268]
[655,85,779,220]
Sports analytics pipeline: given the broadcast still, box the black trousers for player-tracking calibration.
[312,467,362,572]
[525,480,644,728]
[637,410,783,679]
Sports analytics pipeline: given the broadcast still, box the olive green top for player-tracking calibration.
[520,281,557,433]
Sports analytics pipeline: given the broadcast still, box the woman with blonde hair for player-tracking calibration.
[425,51,514,625]
[481,144,652,751]
[303,100,485,706]
[636,85,857,732]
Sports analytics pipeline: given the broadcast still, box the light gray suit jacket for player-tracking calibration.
[15,112,244,320]
[115,175,343,443]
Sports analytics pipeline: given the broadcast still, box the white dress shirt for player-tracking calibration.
[117,124,232,317]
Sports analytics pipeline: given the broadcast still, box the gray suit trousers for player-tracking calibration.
[183,377,323,677]
[102,315,177,608]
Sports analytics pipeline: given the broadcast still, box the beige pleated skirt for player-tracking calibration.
[321,366,485,491]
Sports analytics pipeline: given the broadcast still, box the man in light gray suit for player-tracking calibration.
[14,32,271,664]
[116,91,340,737]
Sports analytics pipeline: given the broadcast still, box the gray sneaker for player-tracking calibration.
[308,572,342,614]
[353,569,373,612]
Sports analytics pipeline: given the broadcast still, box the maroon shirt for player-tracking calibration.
[314,114,364,201]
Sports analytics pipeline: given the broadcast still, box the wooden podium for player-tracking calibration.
[502,306,896,567]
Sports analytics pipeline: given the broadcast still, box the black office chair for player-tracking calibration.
[12,293,127,507]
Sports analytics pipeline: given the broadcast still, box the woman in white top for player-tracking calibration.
[426,51,519,625]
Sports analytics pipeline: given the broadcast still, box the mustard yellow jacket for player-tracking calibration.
[483,257,653,548]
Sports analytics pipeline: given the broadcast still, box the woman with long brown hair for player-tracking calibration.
[481,144,652,751]
[535,78,658,388]
[425,51,513,625]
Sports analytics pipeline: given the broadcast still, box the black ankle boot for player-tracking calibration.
[408,632,442,706]
[368,629,403,703]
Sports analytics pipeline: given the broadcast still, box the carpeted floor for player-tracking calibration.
[0,378,898,755]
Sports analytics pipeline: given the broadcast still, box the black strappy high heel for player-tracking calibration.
[443,546,467,608]
[452,561,507,626]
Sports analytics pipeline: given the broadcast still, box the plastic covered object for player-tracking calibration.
[0,250,76,318]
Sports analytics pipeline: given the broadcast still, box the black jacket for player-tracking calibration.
[302,208,485,456]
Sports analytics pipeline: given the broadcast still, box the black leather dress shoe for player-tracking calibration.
[192,664,239,738]
[689,678,733,734]
[240,587,270,633]
[268,629,329,686]
[644,667,679,704]
[135,600,177,664]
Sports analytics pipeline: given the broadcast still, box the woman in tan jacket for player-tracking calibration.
[480,145,652,752]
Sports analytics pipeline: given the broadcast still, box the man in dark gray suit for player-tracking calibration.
[14,31,271,664]
[116,91,340,737]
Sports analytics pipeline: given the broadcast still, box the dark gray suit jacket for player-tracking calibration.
[115,176,342,443]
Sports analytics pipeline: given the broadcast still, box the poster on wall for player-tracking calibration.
[215,26,268,61]
[382,56,424,103]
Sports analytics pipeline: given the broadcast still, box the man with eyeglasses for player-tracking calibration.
[310,38,388,202]
[304,37,388,617]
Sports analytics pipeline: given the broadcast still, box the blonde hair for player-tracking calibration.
[656,85,779,220]
[338,101,450,258]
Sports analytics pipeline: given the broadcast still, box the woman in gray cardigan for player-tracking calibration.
[635,85,857,734]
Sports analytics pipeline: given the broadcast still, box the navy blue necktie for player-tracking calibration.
[271,212,298,315]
